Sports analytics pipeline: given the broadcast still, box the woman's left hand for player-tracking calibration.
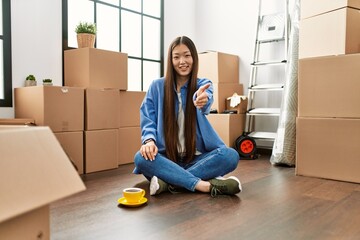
[194,83,210,109]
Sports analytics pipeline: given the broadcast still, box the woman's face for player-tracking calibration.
[172,44,193,79]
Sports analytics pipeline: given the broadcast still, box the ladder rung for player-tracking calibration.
[251,60,287,66]
[247,108,280,116]
[249,83,284,91]
[248,131,277,139]
[257,37,285,44]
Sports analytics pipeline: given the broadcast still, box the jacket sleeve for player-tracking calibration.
[140,83,158,144]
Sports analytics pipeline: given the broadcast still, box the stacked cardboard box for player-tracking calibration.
[198,51,246,147]
[64,48,128,173]
[14,86,85,174]
[297,1,360,183]
[0,127,85,239]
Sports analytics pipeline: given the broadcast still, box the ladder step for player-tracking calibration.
[257,37,285,44]
[247,108,280,116]
[248,131,277,139]
[251,60,287,66]
[249,83,284,91]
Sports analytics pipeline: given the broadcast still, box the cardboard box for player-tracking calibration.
[299,7,360,59]
[225,95,248,114]
[85,88,120,130]
[207,113,246,147]
[85,129,119,173]
[64,48,127,90]
[0,127,86,239]
[296,117,360,183]
[301,0,360,19]
[212,83,244,113]
[198,51,239,84]
[0,118,35,126]
[118,127,141,165]
[14,86,84,132]
[54,131,84,174]
[119,91,146,127]
[298,54,360,118]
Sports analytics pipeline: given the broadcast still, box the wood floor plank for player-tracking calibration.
[50,154,360,240]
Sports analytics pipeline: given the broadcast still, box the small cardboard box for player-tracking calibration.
[54,131,84,174]
[296,117,360,183]
[118,127,141,165]
[0,127,86,239]
[64,48,128,90]
[212,83,244,113]
[85,88,120,130]
[225,94,248,114]
[14,86,84,132]
[85,129,119,173]
[198,51,239,84]
[301,0,360,19]
[119,91,146,127]
[298,54,360,118]
[207,113,246,147]
[299,7,360,59]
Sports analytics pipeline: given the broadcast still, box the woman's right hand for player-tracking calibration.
[140,140,158,161]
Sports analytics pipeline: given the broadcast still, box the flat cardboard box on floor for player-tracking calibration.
[54,131,84,174]
[85,88,120,130]
[212,83,244,113]
[296,117,360,184]
[298,54,360,118]
[64,48,128,90]
[0,118,35,126]
[198,51,239,84]
[0,127,86,240]
[119,91,145,127]
[301,0,360,19]
[207,113,246,147]
[299,7,360,59]
[118,127,141,165]
[85,129,119,173]
[14,86,84,132]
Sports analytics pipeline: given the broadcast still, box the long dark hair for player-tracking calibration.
[163,36,199,163]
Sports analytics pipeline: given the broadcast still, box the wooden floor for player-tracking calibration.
[50,153,360,240]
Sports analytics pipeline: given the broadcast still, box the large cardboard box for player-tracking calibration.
[64,48,128,90]
[54,131,84,174]
[299,7,360,59]
[212,83,243,113]
[14,86,84,132]
[118,127,141,165]
[85,129,119,173]
[207,113,246,147]
[298,54,360,118]
[119,91,146,127]
[301,0,360,19]
[85,88,120,130]
[198,51,239,84]
[296,117,360,183]
[0,127,86,239]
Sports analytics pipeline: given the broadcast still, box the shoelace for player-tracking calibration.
[210,184,227,197]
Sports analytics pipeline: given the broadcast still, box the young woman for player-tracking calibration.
[133,36,241,197]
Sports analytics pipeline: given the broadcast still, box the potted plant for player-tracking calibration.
[42,78,53,86]
[75,21,96,48]
[25,74,37,87]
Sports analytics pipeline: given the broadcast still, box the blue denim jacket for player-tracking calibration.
[140,77,226,155]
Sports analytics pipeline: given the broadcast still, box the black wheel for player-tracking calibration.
[234,135,257,158]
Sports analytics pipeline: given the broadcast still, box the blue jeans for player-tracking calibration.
[133,147,240,192]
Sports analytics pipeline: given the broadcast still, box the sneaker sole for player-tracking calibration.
[150,176,160,196]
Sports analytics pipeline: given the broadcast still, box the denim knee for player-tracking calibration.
[225,147,240,171]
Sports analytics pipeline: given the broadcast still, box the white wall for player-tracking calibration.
[0,0,62,118]
[1,0,283,133]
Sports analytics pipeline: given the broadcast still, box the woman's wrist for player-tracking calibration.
[143,138,155,145]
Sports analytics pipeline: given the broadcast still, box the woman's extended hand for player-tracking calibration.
[140,140,158,161]
[194,83,210,109]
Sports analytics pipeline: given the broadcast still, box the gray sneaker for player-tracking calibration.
[150,176,169,195]
[209,176,242,197]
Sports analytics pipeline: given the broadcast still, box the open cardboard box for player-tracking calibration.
[0,126,86,239]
